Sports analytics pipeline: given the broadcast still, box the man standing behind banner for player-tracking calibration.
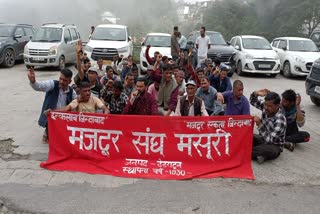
[28,67,76,143]
[250,89,286,164]
[60,82,109,114]
[122,76,158,115]
[174,80,209,116]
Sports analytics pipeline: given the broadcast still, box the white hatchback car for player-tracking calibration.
[140,33,171,73]
[271,37,320,77]
[230,35,280,77]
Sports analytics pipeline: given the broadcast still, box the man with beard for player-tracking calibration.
[217,80,250,115]
[281,89,310,151]
[61,82,109,114]
[195,26,210,68]
[122,77,158,115]
[101,81,128,114]
[28,67,76,143]
[250,90,287,164]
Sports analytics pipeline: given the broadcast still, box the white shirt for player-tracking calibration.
[196,35,211,57]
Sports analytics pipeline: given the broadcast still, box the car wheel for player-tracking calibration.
[58,56,65,71]
[2,48,15,68]
[283,61,292,78]
[237,61,244,76]
[311,96,320,106]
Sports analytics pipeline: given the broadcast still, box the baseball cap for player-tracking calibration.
[185,79,196,87]
[88,66,98,74]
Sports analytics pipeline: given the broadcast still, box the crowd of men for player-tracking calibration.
[28,26,310,164]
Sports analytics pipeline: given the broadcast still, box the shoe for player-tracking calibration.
[256,156,265,164]
[284,142,295,152]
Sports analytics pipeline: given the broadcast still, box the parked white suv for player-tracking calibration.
[84,24,133,64]
[140,33,171,73]
[271,37,320,77]
[230,35,280,77]
[24,23,80,70]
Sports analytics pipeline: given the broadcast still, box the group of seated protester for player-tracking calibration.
[28,41,310,164]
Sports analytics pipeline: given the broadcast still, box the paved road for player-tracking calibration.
[0,64,319,213]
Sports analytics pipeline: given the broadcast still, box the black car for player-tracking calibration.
[186,30,236,77]
[0,24,34,68]
[310,29,320,49]
[306,58,320,106]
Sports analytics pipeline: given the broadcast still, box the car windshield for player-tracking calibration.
[0,25,15,37]
[92,27,126,41]
[196,32,227,45]
[289,40,319,52]
[242,38,272,50]
[144,35,171,47]
[32,27,62,42]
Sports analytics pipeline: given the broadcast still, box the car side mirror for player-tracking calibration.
[235,45,240,51]
[282,46,287,51]
[227,41,231,45]
[141,42,145,46]
[128,36,132,41]
[14,34,22,39]
[64,38,69,43]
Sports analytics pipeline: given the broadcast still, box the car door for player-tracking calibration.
[277,39,288,68]
[234,37,243,64]
[13,27,27,59]
[63,28,73,62]
[69,28,79,62]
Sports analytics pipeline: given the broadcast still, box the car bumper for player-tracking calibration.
[242,59,280,74]
[290,61,313,76]
[24,54,60,66]
[306,76,320,99]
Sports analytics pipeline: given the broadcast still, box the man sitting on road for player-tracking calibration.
[61,82,109,114]
[250,89,287,164]
[122,76,158,115]
[101,80,128,115]
[28,67,76,143]
[281,89,310,151]
[174,80,209,116]
[196,77,224,115]
[217,80,250,115]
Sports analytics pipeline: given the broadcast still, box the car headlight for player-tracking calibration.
[84,45,93,52]
[295,56,305,63]
[49,46,58,56]
[245,54,254,59]
[118,46,128,53]
[24,46,29,55]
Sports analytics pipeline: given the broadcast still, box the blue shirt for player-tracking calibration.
[222,91,250,115]
[209,74,232,93]
[30,80,77,109]
[196,86,223,115]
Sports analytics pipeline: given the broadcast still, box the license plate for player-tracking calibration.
[315,86,320,94]
[258,64,271,68]
[32,57,45,62]
[103,60,112,65]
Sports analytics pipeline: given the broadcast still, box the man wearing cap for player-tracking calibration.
[76,41,102,98]
[28,67,76,143]
[174,80,208,116]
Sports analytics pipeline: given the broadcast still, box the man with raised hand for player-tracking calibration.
[28,67,76,143]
